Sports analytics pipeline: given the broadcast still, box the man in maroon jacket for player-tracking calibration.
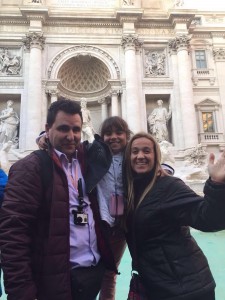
[0,99,116,300]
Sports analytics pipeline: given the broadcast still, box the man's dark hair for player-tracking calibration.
[47,97,83,127]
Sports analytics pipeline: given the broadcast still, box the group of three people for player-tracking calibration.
[0,98,225,300]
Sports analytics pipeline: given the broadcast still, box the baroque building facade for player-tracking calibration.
[0,0,225,161]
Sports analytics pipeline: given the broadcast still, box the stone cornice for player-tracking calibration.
[136,22,173,29]
[45,21,121,27]
[142,78,174,88]
[0,20,29,25]
[169,12,196,28]
[192,33,213,39]
[0,80,24,88]
[20,7,49,21]
[116,10,143,24]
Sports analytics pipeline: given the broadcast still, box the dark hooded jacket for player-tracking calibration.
[126,175,225,300]
[0,136,116,300]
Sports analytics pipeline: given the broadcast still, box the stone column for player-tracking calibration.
[121,34,142,133]
[50,90,58,103]
[213,48,225,132]
[111,90,119,116]
[23,32,45,150]
[168,40,184,149]
[19,47,30,150]
[98,98,108,121]
[170,35,198,149]
[120,82,127,121]
[135,41,146,130]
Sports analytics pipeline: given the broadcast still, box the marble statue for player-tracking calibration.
[80,98,95,143]
[0,141,13,174]
[0,100,19,146]
[148,99,171,142]
[159,140,175,166]
[185,143,207,167]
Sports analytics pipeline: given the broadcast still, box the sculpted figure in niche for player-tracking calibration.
[80,98,95,143]
[148,99,171,142]
[0,100,19,146]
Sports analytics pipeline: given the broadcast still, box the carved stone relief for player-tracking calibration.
[213,48,225,60]
[144,50,166,77]
[0,48,22,76]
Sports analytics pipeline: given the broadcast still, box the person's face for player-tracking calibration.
[46,111,82,160]
[130,137,155,174]
[103,127,127,154]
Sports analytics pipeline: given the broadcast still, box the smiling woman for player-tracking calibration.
[123,131,225,300]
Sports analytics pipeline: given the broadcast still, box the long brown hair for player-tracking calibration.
[124,132,163,214]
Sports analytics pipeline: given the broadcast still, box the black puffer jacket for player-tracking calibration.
[126,175,225,300]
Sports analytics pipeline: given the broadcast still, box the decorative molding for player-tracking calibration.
[213,48,225,60]
[98,98,109,105]
[0,48,22,76]
[47,45,120,79]
[121,34,143,51]
[22,32,45,50]
[45,21,121,27]
[0,20,29,25]
[192,34,211,39]
[168,34,191,52]
[0,80,24,88]
[144,49,167,77]
[205,16,224,24]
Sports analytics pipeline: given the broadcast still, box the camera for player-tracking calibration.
[72,210,88,226]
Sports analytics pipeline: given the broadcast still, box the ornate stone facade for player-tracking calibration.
[0,0,225,160]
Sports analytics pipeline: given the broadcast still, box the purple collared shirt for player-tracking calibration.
[54,149,100,269]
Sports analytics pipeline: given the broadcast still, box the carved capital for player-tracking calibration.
[213,48,225,61]
[46,88,58,96]
[168,39,177,55]
[168,34,190,52]
[98,98,109,105]
[22,32,45,51]
[121,34,143,51]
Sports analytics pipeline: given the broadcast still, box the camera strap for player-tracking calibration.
[77,178,85,212]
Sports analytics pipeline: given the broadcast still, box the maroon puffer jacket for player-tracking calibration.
[0,148,116,300]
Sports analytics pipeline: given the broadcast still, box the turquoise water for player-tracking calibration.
[1,230,225,299]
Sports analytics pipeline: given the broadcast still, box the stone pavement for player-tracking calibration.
[1,230,225,300]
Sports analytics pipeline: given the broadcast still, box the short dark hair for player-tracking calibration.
[99,116,131,140]
[47,98,83,127]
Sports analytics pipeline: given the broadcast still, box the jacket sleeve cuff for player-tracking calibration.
[204,178,225,198]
